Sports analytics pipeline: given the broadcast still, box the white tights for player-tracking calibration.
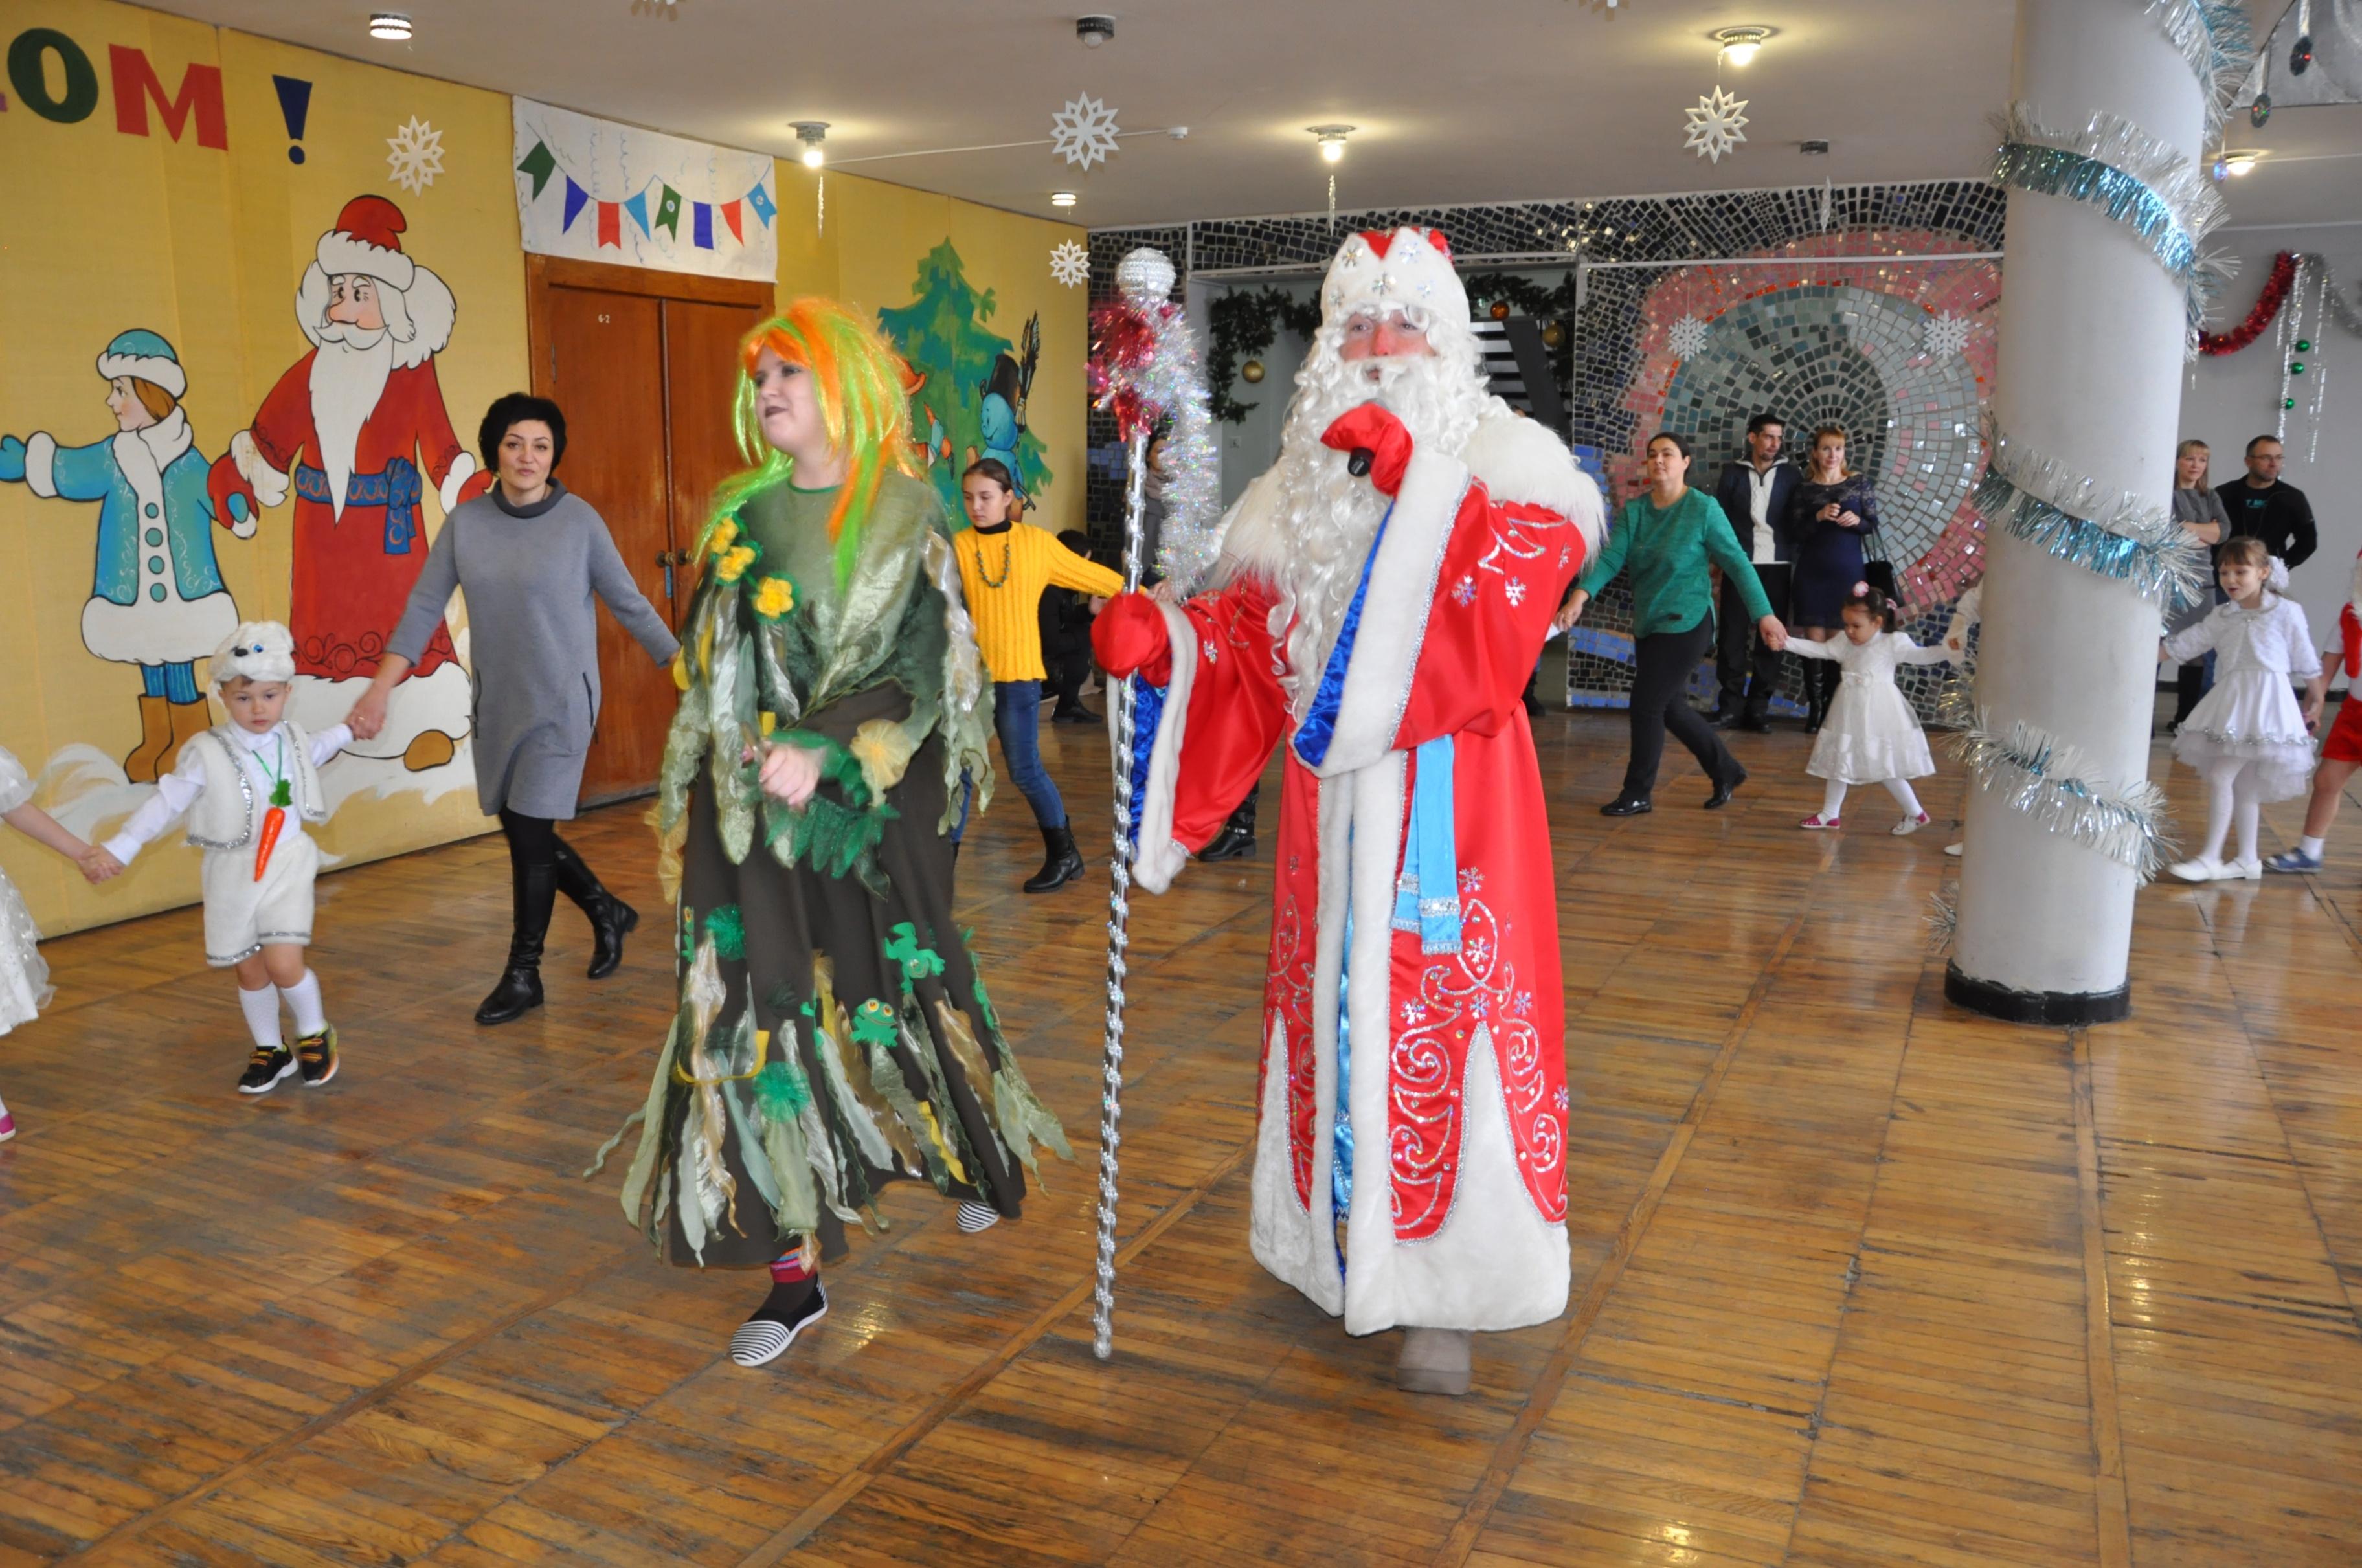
[1823,777,1924,822]
[2198,757,2263,866]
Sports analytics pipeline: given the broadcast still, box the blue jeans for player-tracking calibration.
[993,680,1066,831]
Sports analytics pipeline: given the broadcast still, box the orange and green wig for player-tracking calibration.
[721,298,921,586]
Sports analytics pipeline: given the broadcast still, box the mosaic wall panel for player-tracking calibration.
[1090,181,2006,719]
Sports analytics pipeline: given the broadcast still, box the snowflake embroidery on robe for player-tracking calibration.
[1505,578,1528,606]
[1454,575,1478,606]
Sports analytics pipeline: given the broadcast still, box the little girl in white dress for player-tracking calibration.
[1784,584,1956,834]
[2162,539,2324,882]
[1,745,115,1142]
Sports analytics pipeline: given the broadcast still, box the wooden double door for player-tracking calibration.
[525,254,770,805]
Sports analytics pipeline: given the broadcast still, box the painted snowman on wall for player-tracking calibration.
[0,330,248,783]
[208,194,489,770]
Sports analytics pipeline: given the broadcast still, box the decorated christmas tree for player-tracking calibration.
[878,241,1051,526]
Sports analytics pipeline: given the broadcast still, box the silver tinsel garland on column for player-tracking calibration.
[1991,104,2229,343]
[2141,0,2256,133]
[1977,425,2209,610]
[1950,713,2177,881]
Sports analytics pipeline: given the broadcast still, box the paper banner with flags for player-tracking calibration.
[512,97,777,282]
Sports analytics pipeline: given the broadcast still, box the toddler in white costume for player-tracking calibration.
[2161,541,2324,881]
[1,745,115,1140]
[1784,583,1956,834]
[96,623,348,1093]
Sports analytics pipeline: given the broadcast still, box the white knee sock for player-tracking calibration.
[1821,779,1849,819]
[238,985,284,1047]
[280,970,327,1035]
[2231,763,2263,866]
[2198,757,2244,862]
[1882,778,1925,819]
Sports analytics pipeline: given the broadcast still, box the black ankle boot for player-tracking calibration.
[1024,822,1085,893]
[477,860,556,1025]
[552,838,637,980]
[1804,662,1834,734]
[1199,785,1260,863]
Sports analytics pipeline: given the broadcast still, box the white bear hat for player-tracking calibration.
[210,622,298,687]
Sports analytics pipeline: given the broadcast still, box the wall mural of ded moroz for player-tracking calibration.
[1091,181,2006,719]
[0,0,528,937]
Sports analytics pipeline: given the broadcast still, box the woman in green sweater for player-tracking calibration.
[1555,431,1788,815]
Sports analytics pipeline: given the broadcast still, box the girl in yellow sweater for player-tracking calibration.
[956,460,1124,891]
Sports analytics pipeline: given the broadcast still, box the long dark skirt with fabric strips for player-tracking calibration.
[611,687,1070,1270]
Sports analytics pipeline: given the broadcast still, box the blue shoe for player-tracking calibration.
[2263,849,2322,873]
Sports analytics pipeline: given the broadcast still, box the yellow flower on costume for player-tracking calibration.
[751,575,796,620]
[706,517,739,555]
[715,545,757,583]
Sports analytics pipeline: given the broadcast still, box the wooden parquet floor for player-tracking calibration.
[3,691,2359,1567]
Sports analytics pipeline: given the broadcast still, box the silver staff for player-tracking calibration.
[1092,419,1149,1361]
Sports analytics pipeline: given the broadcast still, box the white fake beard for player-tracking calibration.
[1231,341,1488,718]
[308,329,394,518]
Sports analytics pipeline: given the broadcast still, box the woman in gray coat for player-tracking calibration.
[350,393,680,1024]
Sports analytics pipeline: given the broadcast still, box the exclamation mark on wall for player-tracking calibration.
[273,74,311,164]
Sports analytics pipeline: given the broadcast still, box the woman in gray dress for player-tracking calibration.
[350,394,680,1024]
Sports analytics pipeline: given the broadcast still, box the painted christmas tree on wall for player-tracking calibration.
[878,241,1050,526]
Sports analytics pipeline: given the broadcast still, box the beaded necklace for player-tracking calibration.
[970,526,1014,590]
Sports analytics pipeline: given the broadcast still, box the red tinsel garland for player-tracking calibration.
[2198,251,2297,356]
[1089,300,1159,439]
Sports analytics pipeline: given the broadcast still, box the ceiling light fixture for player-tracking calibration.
[793,121,829,168]
[2222,150,2262,175]
[1076,14,1116,47]
[1712,26,1777,67]
[1051,191,1078,207]
[368,12,412,40]
[1310,124,1353,164]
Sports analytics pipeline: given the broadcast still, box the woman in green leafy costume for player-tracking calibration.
[603,298,1069,1369]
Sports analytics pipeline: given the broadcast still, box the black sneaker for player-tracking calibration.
[295,1027,339,1087]
[729,1280,829,1368]
[238,1042,297,1095]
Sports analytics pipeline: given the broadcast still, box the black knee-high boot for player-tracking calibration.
[477,857,556,1025]
[1805,660,1836,734]
[551,837,638,979]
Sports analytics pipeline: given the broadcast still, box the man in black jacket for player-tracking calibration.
[1711,412,1801,729]
[2216,434,2317,569]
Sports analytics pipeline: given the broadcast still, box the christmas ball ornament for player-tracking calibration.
[2296,339,2311,352]
[1114,247,1178,304]
[2291,361,2306,374]
[1240,359,1266,384]
[1541,321,1565,348]
[2284,397,2297,409]
[1489,300,1511,322]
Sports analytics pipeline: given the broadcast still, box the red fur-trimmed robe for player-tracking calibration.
[1109,404,1603,1334]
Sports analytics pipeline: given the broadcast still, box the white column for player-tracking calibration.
[1951,0,2206,1021]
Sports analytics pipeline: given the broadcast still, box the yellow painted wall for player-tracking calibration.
[0,0,525,937]
[0,0,1085,943]
[770,166,1089,541]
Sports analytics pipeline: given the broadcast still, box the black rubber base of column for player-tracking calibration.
[1944,963,2130,1025]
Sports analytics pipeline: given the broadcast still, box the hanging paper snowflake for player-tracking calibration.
[1667,315,1711,357]
[1683,86,1749,164]
[386,115,445,192]
[1049,239,1091,289]
[1052,95,1122,169]
[1923,312,1972,359]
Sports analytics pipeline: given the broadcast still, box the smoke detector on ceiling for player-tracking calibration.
[1076,15,1116,47]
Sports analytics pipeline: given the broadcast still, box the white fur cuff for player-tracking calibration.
[24,432,58,498]
[232,429,289,509]
[440,451,477,513]
[1310,447,1467,778]
[1116,600,1200,895]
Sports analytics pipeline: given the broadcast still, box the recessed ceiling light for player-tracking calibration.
[792,121,829,168]
[368,12,412,41]
[1051,191,1078,207]
[1712,26,1777,67]
[2221,150,2262,176]
[1310,124,1353,164]
[1076,14,1116,47]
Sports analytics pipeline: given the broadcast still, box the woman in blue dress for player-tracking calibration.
[1784,424,1881,733]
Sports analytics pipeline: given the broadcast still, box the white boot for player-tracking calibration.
[1397,1327,1473,1396]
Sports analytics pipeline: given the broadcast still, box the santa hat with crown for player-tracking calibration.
[298,194,456,369]
[1319,227,1470,333]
